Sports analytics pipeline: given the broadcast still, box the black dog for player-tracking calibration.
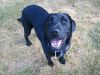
[17,5,76,67]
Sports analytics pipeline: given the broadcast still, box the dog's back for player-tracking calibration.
[18,5,49,41]
[20,5,49,26]
[23,5,48,25]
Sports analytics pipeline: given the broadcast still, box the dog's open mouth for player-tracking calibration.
[48,37,67,49]
[50,39,62,48]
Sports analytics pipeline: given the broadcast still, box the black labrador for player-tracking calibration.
[17,5,76,67]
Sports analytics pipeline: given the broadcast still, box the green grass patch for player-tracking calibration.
[90,0,100,10]
[0,2,22,23]
[0,2,23,32]
[88,22,100,50]
[16,67,37,75]
[0,63,8,75]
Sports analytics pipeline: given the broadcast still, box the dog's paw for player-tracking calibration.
[48,61,54,67]
[58,57,66,64]
[26,42,32,46]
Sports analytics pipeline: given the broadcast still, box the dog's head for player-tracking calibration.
[45,13,76,51]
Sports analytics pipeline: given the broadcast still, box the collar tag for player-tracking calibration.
[55,51,57,59]
[55,51,63,58]
[66,45,69,50]
[58,51,63,58]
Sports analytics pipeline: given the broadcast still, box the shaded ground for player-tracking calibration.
[0,0,100,75]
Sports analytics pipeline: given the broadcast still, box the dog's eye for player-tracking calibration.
[61,20,67,25]
[48,20,52,24]
[61,17,67,25]
[48,17,53,24]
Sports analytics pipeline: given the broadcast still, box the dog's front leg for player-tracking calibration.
[45,55,54,67]
[58,56,66,64]
[41,40,54,67]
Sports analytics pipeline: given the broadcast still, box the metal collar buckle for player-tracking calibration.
[55,51,63,58]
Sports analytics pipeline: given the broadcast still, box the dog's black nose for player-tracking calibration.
[51,30,59,36]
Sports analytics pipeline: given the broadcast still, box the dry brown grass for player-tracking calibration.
[0,0,100,75]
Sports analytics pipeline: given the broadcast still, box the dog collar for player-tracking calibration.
[55,45,69,58]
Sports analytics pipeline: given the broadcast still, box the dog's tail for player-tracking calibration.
[17,18,22,22]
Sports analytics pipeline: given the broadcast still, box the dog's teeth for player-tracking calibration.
[51,39,62,48]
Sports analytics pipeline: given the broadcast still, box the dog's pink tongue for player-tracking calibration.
[51,39,62,48]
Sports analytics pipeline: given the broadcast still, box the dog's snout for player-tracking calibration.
[51,30,59,36]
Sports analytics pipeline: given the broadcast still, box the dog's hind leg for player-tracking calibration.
[22,20,33,46]
[24,27,33,46]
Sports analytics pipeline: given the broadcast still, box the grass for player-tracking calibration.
[88,22,100,50]
[0,63,8,75]
[0,0,100,75]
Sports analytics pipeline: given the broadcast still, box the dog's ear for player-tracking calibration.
[63,13,76,32]
[71,19,76,32]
